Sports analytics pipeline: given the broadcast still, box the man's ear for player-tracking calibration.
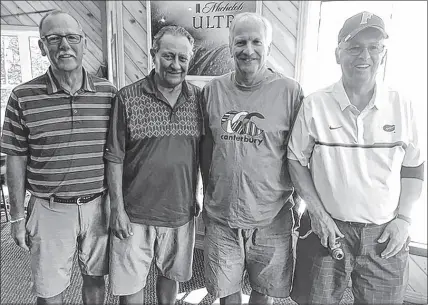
[150,48,156,59]
[335,47,340,64]
[82,36,88,54]
[38,39,47,56]
[267,44,272,57]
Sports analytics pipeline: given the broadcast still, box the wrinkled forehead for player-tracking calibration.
[40,13,82,36]
[231,19,266,41]
[158,34,193,54]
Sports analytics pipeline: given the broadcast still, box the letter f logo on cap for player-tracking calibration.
[360,12,373,25]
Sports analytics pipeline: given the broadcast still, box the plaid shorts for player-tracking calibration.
[291,213,410,305]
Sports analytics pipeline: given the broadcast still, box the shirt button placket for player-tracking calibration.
[71,97,80,125]
[356,116,364,144]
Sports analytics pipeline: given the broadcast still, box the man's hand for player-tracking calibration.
[110,207,133,240]
[194,185,203,217]
[11,221,29,251]
[378,218,410,259]
[309,211,344,249]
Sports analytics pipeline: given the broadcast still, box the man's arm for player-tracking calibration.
[199,131,213,193]
[106,161,133,239]
[199,89,213,192]
[6,155,29,250]
[104,90,132,239]
[288,159,344,248]
[378,99,425,258]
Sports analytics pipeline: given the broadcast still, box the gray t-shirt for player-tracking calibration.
[202,68,303,228]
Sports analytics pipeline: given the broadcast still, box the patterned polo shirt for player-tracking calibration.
[1,67,117,198]
[288,79,424,224]
[104,70,203,227]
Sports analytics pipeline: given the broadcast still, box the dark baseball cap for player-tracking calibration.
[338,11,388,44]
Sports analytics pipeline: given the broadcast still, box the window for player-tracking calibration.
[1,27,50,128]
[298,1,427,244]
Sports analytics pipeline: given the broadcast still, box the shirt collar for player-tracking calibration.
[45,67,96,95]
[332,79,386,111]
[372,83,388,110]
[332,79,353,111]
[144,69,192,100]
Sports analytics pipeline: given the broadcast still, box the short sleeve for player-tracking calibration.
[287,96,316,166]
[403,99,424,167]
[1,90,29,155]
[104,92,127,163]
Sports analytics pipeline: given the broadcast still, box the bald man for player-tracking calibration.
[1,10,116,305]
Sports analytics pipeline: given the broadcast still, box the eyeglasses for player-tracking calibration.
[41,34,83,45]
[340,43,385,56]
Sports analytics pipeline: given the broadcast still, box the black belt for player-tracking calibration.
[48,192,104,205]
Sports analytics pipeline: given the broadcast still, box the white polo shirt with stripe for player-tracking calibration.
[288,79,424,225]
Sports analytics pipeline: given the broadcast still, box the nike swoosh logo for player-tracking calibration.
[329,126,343,130]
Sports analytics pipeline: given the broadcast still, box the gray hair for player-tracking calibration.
[39,10,83,35]
[229,12,273,46]
[151,25,195,56]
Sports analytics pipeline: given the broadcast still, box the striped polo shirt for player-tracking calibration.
[1,67,116,198]
[288,79,424,225]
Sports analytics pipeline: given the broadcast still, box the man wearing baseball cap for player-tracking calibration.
[288,11,424,304]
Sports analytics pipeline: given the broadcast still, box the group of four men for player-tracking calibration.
[1,8,424,305]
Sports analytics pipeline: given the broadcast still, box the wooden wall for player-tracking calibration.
[116,0,301,247]
[121,1,300,85]
[1,0,105,74]
[121,1,148,85]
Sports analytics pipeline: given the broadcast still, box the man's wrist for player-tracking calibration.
[396,214,412,225]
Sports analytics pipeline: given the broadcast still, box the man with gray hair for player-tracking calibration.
[105,25,203,304]
[200,12,304,304]
[1,10,116,305]
[288,11,424,305]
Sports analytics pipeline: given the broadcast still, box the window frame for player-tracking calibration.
[1,25,42,87]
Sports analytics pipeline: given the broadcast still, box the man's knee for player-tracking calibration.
[36,293,63,305]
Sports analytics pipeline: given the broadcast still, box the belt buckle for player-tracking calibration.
[76,197,83,205]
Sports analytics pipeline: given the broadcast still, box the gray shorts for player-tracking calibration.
[291,215,410,305]
[203,207,294,298]
[109,219,195,296]
[26,194,110,298]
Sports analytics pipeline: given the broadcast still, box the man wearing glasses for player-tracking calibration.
[288,12,424,305]
[1,10,116,305]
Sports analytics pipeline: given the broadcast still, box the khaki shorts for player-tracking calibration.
[109,219,195,296]
[203,207,295,299]
[26,194,110,298]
